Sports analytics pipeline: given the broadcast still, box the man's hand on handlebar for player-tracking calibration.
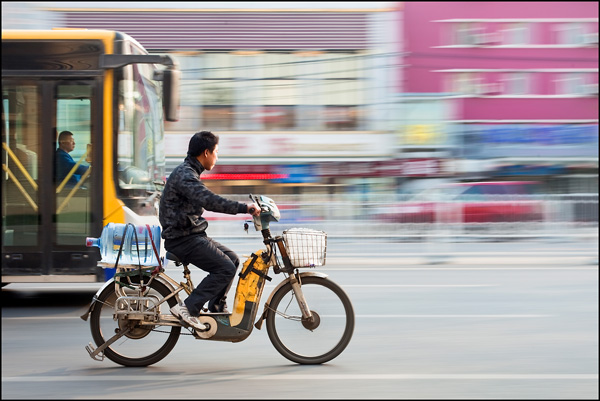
[247,203,261,216]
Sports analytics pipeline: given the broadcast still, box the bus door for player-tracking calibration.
[2,79,102,278]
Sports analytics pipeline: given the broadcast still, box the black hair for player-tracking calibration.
[187,131,219,157]
[58,130,74,142]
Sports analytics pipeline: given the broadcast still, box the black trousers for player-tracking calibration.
[164,234,239,316]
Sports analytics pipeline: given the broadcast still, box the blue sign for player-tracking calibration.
[464,124,598,158]
[496,164,567,176]
[476,124,598,145]
[273,164,318,184]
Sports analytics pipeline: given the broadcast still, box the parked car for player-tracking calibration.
[371,181,544,224]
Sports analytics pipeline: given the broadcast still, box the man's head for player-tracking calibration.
[188,131,219,171]
[58,131,76,153]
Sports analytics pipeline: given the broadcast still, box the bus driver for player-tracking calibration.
[55,130,89,187]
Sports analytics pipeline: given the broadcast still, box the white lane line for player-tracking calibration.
[355,314,553,318]
[319,267,598,270]
[2,316,87,320]
[341,284,496,287]
[2,314,552,320]
[2,374,597,382]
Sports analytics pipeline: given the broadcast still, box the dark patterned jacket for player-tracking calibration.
[159,155,247,239]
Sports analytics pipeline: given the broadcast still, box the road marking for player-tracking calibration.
[2,313,552,321]
[355,314,553,318]
[341,284,496,287]
[320,266,597,270]
[2,374,596,382]
[336,251,598,256]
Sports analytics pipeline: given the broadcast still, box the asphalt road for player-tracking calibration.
[2,243,598,399]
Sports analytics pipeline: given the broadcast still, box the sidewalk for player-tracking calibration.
[221,235,599,267]
[325,240,599,267]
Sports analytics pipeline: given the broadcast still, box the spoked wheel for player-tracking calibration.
[89,276,181,367]
[265,276,354,364]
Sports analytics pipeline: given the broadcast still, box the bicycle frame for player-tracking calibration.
[82,195,353,366]
[82,236,324,347]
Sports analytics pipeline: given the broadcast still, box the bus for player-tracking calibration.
[2,29,180,284]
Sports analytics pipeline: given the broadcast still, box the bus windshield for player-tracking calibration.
[116,41,165,211]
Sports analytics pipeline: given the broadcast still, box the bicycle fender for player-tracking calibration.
[80,278,116,321]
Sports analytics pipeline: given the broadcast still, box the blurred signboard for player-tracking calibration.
[463,124,599,158]
[317,159,451,177]
[198,158,451,182]
[165,131,395,159]
[402,124,448,146]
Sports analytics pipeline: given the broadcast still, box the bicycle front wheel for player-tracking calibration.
[265,276,354,364]
[89,276,181,367]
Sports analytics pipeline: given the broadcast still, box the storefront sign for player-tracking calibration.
[273,164,318,183]
[402,124,447,146]
[165,131,395,159]
[317,159,448,177]
[464,124,598,158]
[477,124,597,145]
[495,164,567,176]
[202,164,288,180]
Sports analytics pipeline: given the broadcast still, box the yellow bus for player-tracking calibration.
[2,29,180,283]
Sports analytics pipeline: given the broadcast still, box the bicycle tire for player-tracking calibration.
[265,276,354,364]
[90,276,181,367]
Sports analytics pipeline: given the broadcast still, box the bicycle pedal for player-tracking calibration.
[85,342,105,361]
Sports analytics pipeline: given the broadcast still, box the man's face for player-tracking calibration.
[203,144,219,171]
[60,136,76,153]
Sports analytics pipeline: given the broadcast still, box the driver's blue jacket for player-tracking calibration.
[159,155,247,240]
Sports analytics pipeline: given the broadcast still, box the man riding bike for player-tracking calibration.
[159,130,260,330]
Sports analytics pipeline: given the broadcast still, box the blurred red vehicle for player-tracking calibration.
[373,181,544,224]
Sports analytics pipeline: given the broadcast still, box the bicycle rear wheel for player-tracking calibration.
[265,276,354,364]
[89,276,181,367]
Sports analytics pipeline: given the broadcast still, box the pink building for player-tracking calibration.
[401,1,598,192]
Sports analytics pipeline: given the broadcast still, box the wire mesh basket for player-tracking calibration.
[282,228,327,268]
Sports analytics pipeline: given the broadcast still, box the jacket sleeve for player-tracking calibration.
[179,170,247,215]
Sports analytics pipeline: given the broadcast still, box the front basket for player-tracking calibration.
[282,228,327,268]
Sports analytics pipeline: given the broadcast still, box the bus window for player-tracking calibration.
[2,84,41,247]
[55,84,93,245]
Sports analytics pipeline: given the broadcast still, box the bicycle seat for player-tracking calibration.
[165,251,183,266]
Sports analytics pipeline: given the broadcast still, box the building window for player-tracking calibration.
[453,23,482,45]
[501,23,531,45]
[324,106,359,130]
[257,106,295,130]
[555,73,588,95]
[502,72,531,95]
[556,22,586,45]
[165,50,367,133]
[200,81,235,105]
[165,105,202,132]
[202,106,234,130]
[450,73,480,95]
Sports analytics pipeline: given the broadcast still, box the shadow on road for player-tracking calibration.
[1,288,97,307]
